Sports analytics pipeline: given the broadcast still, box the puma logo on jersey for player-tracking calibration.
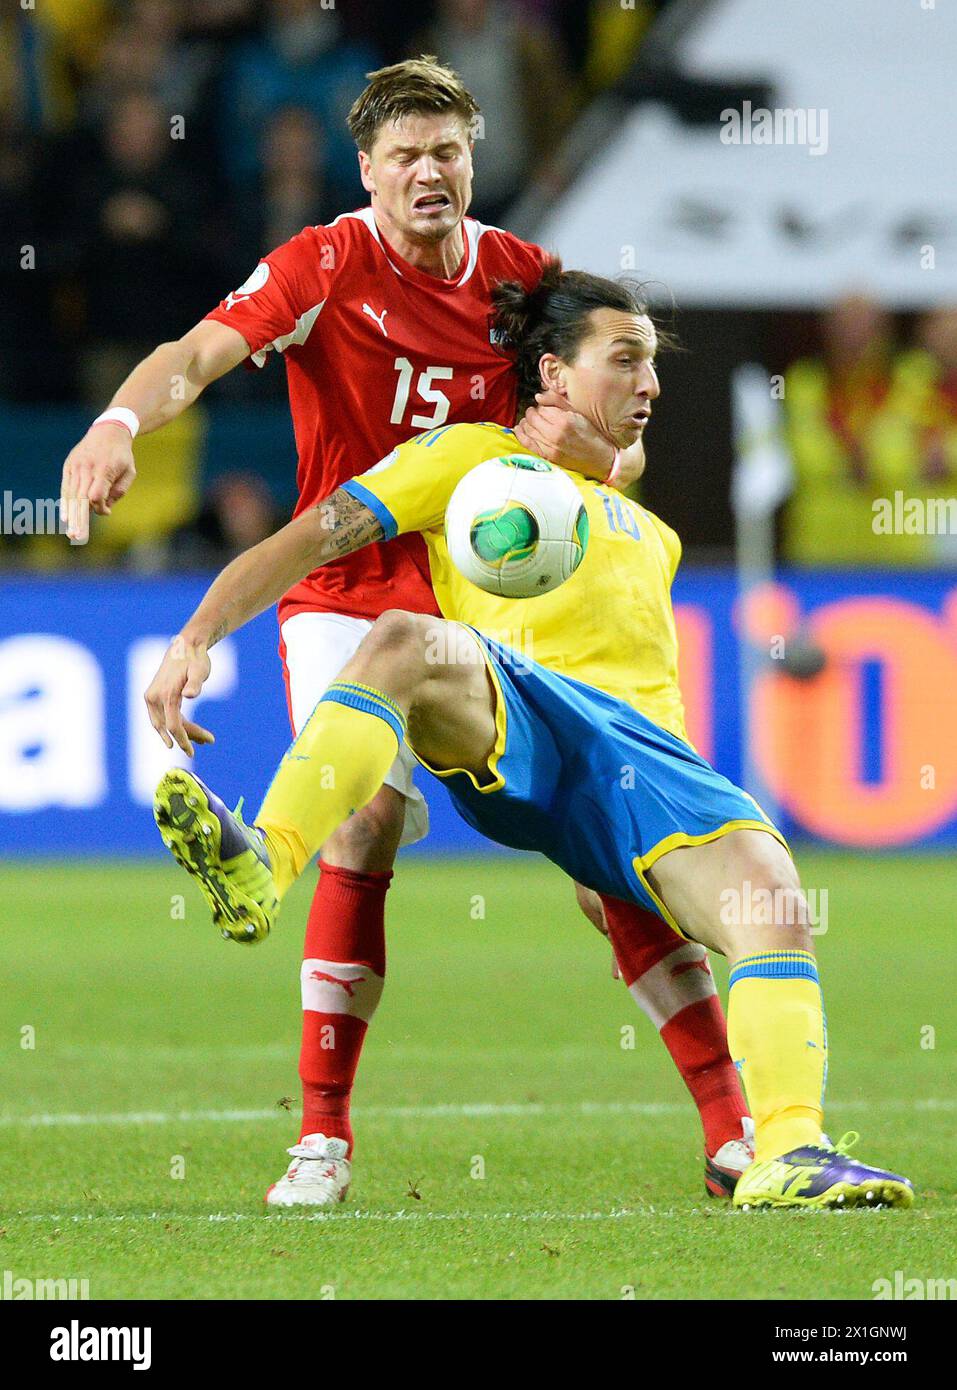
[362,303,389,336]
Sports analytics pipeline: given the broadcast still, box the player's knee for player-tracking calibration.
[362,612,474,696]
[370,608,424,642]
[363,609,432,672]
[720,852,812,952]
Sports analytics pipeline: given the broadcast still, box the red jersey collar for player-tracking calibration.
[343,206,484,293]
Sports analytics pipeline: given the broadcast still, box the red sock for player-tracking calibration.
[600,895,750,1154]
[298,859,392,1156]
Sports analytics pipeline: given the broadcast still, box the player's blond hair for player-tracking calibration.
[347,55,481,153]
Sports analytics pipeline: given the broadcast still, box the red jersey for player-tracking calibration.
[204,207,548,623]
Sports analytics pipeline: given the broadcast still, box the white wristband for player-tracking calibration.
[91,407,140,439]
[605,449,623,485]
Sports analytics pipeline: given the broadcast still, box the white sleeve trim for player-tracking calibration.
[251,299,326,367]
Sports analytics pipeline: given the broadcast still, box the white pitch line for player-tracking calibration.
[10,1206,954,1226]
[7,1209,659,1226]
[0,1101,671,1129]
[0,1097,953,1130]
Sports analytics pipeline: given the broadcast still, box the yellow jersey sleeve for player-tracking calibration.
[340,423,517,539]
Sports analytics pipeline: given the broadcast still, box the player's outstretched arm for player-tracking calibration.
[144,489,384,754]
[60,319,250,542]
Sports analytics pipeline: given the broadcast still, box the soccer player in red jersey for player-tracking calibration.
[60,57,751,1203]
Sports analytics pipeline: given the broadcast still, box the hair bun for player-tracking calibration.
[490,258,563,351]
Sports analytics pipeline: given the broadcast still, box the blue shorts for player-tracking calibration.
[416,630,787,932]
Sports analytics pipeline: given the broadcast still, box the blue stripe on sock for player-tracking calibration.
[320,684,406,744]
[335,684,407,731]
[729,953,820,987]
[334,681,406,725]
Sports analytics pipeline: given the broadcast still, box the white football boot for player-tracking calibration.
[704,1117,755,1199]
[264,1133,351,1209]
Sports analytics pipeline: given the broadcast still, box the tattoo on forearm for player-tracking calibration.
[315,487,386,557]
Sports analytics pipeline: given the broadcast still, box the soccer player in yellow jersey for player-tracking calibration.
[146,265,913,1211]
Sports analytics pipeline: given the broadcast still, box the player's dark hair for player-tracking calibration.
[492,262,665,409]
[348,55,480,152]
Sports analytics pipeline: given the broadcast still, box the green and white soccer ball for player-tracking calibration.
[444,454,589,598]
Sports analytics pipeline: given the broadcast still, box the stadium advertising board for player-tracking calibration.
[0,572,954,855]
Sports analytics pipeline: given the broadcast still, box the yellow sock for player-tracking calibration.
[255,682,406,899]
[727,949,827,1161]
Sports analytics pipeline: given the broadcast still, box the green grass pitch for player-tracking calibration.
[1,851,954,1300]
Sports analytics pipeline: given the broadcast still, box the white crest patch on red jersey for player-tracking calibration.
[224,261,271,310]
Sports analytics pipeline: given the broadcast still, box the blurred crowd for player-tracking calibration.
[782,297,957,567]
[0,0,664,408]
[3,1,952,574]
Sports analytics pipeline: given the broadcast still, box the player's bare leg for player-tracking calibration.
[344,611,500,776]
[646,830,913,1209]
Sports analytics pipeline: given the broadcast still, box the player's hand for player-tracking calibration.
[144,637,215,758]
[514,391,616,481]
[572,882,621,979]
[60,424,137,542]
[573,881,610,937]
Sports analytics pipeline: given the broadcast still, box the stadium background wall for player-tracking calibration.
[1,570,954,856]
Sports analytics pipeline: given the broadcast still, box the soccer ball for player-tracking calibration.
[444,454,589,598]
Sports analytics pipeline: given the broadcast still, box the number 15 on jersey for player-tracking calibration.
[390,357,453,431]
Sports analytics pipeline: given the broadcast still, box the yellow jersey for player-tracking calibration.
[342,421,689,743]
